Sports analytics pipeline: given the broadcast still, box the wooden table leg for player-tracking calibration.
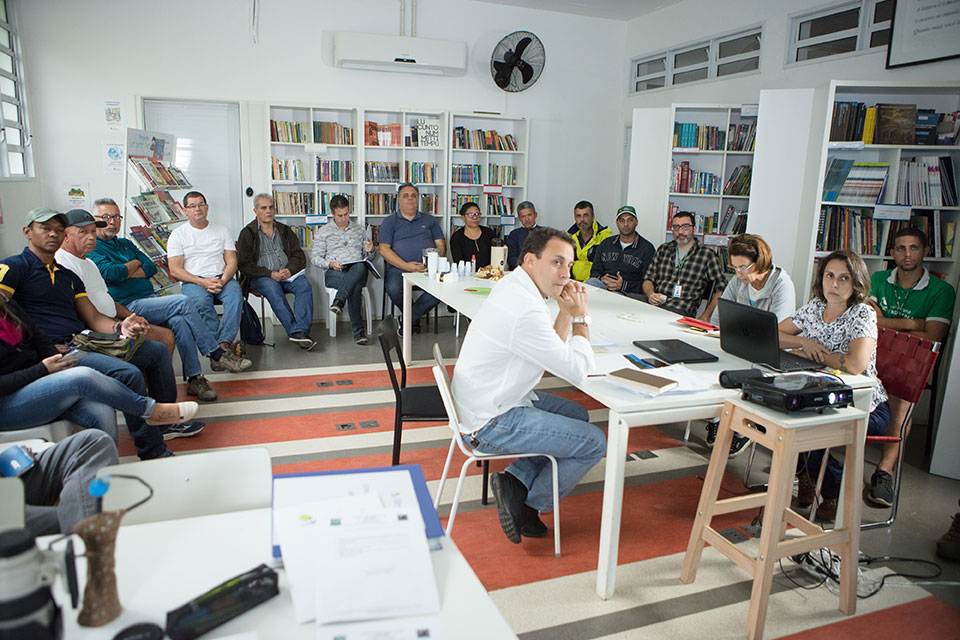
[838,417,866,614]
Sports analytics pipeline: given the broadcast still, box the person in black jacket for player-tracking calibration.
[585,206,655,298]
[449,201,496,268]
[0,294,195,455]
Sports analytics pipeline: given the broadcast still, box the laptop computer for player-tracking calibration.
[717,298,821,372]
[632,339,719,364]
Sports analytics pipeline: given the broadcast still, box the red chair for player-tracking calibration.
[864,327,940,530]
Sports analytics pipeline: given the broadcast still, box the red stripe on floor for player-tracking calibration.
[778,596,960,639]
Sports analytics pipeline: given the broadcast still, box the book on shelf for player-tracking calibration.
[830,101,869,142]
[723,165,752,196]
[488,163,517,185]
[271,157,305,181]
[875,104,917,145]
[365,192,398,216]
[897,156,957,207]
[407,118,442,148]
[313,121,354,145]
[316,159,354,183]
[128,156,191,190]
[726,121,757,151]
[287,225,314,248]
[452,127,517,151]
[487,195,515,216]
[916,109,939,145]
[419,194,438,216]
[150,267,173,292]
[270,120,307,143]
[821,158,854,201]
[944,221,956,258]
[363,161,401,183]
[835,162,889,204]
[673,122,725,150]
[319,192,354,215]
[937,112,960,145]
[452,193,481,214]
[830,101,960,145]
[405,161,436,184]
[130,192,185,225]
[128,225,167,260]
[671,161,720,195]
[364,121,403,147]
[718,205,748,234]
[451,164,482,184]
[814,206,946,257]
[273,190,315,216]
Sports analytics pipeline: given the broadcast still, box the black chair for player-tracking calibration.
[378,316,447,465]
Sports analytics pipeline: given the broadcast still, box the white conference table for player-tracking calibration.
[46,507,516,639]
[401,272,875,599]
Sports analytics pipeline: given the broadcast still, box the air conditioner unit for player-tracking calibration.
[333,32,467,76]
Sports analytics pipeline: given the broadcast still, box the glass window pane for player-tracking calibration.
[0,1,7,24]
[0,75,14,98]
[8,151,24,175]
[5,125,19,145]
[0,52,11,74]
[636,57,665,77]
[0,28,9,49]
[796,35,857,61]
[719,33,760,58]
[635,76,665,92]
[674,67,709,84]
[674,47,708,69]
[799,8,860,40]
[2,100,18,122]
[869,28,890,47]
[717,56,759,76]
[874,0,893,23]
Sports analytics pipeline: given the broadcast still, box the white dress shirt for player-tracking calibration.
[451,267,594,434]
[55,249,117,316]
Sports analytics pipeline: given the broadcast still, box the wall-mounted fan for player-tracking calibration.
[490,31,545,92]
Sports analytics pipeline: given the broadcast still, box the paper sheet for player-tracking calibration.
[284,269,306,282]
[317,615,446,640]
[605,363,715,396]
[589,352,633,376]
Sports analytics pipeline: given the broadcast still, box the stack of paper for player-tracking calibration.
[605,363,713,396]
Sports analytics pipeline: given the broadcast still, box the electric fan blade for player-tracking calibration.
[493,61,514,89]
[518,60,534,84]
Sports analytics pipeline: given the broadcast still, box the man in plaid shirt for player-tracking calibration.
[642,211,726,320]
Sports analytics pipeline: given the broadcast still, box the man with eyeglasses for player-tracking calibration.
[87,198,251,402]
[584,205,655,298]
[642,211,726,320]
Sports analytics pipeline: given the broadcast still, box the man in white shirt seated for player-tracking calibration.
[167,191,244,355]
[451,228,606,544]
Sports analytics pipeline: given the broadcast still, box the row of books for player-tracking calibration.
[673,122,726,150]
[723,165,752,196]
[896,156,958,207]
[273,190,315,216]
[271,157,305,181]
[821,159,889,204]
[270,120,308,143]
[727,121,757,152]
[452,127,518,151]
[487,195,515,216]
[129,157,190,190]
[671,161,721,194]
[313,122,354,145]
[451,164,482,184]
[666,203,747,235]
[365,121,403,147]
[130,191,186,225]
[816,207,956,258]
[364,161,401,183]
[150,267,173,292]
[830,102,960,145]
[449,221,506,240]
[320,192,354,214]
[129,225,170,261]
[317,159,354,183]
[453,193,481,214]
[288,225,315,248]
[911,211,956,258]
[405,162,437,184]
[488,163,518,185]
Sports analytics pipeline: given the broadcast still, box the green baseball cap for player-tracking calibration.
[616,205,637,220]
[25,207,68,227]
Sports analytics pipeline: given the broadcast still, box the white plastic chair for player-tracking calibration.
[324,284,374,338]
[96,447,272,526]
[0,477,25,532]
[430,344,561,556]
[0,420,76,446]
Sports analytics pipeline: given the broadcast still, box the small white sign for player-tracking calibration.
[64,182,90,211]
[104,143,124,173]
[104,100,122,131]
[483,184,503,195]
[873,204,912,221]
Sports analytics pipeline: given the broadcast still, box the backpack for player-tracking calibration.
[239,299,271,347]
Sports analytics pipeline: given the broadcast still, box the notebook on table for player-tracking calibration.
[632,339,719,364]
[717,298,821,372]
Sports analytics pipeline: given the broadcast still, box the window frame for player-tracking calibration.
[0,0,33,180]
[785,0,893,68]
[629,24,763,95]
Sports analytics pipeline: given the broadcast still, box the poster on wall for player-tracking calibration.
[104,142,124,173]
[125,127,176,164]
[104,100,123,132]
[64,182,91,212]
[886,0,960,68]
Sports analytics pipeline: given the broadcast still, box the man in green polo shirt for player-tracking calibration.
[867,226,955,508]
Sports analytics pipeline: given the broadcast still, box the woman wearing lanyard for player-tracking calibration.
[449,201,496,268]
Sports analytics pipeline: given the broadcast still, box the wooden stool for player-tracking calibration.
[680,397,868,640]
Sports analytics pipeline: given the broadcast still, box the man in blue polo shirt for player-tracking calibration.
[0,207,194,458]
[378,183,445,334]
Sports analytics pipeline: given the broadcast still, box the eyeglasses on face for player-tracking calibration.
[184,202,208,210]
[729,263,754,273]
[671,223,693,231]
[463,211,480,218]
[98,214,122,222]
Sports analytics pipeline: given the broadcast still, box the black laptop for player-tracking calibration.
[633,339,719,364]
[717,298,820,372]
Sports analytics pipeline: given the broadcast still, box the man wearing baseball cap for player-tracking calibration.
[585,205,655,298]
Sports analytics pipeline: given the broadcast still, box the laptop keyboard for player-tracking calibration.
[778,349,821,371]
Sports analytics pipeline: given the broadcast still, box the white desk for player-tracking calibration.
[47,507,516,639]
[401,273,876,599]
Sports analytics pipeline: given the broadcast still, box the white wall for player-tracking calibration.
[12,0,626,237]
[0,179,42,258]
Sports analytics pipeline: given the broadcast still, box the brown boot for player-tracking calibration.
[797,472,816,508]
[816,498,838,522]
[936,499,960,562]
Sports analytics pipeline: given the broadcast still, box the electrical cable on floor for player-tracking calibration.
[781,549,945,599]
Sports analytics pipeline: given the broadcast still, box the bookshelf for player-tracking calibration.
[120,128,190,295]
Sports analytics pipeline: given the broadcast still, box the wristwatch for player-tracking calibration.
[572,315,592,326]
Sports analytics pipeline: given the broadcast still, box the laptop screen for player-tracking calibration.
[717,299,782,368]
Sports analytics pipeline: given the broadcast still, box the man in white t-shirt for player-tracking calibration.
[167,191,243,353]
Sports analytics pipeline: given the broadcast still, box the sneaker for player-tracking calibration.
[936,500,960,561]
[186,375,217,402]
[728,433,750,458]
[211,351,253,373]
[160,420,206,440]
[290,332,317,351]
[704,419,719,448]
[142,446,175,460]
[519,504,547,538]
[865,469,895,508]
[329,299,344,315]
[145,401,199,426]
[815,497,838,522]
[797,471,816,508]
[490,472,527,544]
[354,333,369,345]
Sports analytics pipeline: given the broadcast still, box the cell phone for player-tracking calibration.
[62,347,88,362]
[623,354,668,369]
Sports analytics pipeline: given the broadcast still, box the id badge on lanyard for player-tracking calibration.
[672,284,683,298]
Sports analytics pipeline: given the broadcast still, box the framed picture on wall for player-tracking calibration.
[886,0,960,68]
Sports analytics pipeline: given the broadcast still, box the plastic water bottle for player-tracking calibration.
[471,255,477,276]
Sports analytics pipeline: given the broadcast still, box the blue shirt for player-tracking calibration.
[506,225,540,270]
[378,211,443,264]
[88,236,158,305]
[0,248,88,343]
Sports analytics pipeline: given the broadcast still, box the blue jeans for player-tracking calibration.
[798,401,891,499]
[77,343,175,459]
[181,278,243,345]
[324,264,368,337]
[384,265,440,325]
[468,392,606,512]
[127,294,221,378]
[250,275,314,337]
[0,365,156,443]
